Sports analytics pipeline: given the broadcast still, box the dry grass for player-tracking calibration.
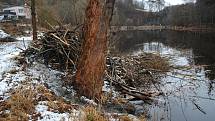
[0,22,31,36]
[36,85,57,101]
[47,101,75,113]
[83,106,108,121]
[0,86,36,121]
[112,114,147,121]
[100,94,109,104]
[112,97,128,105]
[138,53,170,72]
[35,85,76,113]
[119,115,132,121]
[0,84,76,121]
[138,115,147,121]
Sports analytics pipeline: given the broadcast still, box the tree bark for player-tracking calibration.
[31,0,37,41]
[75,0,115,100]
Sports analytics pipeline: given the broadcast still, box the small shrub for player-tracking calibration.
[119,115,132,121]
[83,106,107,121]
[0,86,36,121]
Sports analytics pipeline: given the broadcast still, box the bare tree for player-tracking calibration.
[31,0,37,41]
[75,0,115,100]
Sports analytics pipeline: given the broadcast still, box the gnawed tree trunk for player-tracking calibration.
[31,0,37,41]
[75,0,115,100]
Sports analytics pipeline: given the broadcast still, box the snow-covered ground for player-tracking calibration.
[0,30,76,120]
[0,29,145,121]
[0,35,31,96]
[0,29,9,39]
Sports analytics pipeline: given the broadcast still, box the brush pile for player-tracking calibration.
[23,27,170,103]
[105,53,170,102]
[106,53,170,89]
[38,30,82,71]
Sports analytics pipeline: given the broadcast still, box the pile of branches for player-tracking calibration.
[106,54,169,89]
[38,29,82,71]
[23,27,168,103]
[105,54,169,102]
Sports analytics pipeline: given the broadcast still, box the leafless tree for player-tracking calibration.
[75,0,115,100]
[31,0,37,41]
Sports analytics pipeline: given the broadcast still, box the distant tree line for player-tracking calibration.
[34,0,87,28]
[0,0,24,6]
[2,0,214,27]
[0,0,87,28]
[0,0,24,9]
[112,0,215,27]
[159,0,215,26]
[160,3,197,26]
[196,0,215,26]
[112,0,165,25]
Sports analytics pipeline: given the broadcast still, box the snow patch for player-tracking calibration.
[35,101,81,121]
[0,34,32,98]
[80,96,97,106]
[0,30,9,38]
[27,62,68,97]
[16,36,33,41]
[36,104,70,121]
[0,37,30,80]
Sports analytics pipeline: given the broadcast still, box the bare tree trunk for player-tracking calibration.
[75,0,115,100]
[31,0,37,41]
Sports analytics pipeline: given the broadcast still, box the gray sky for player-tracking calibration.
[165,0,184,5]
[136,0,186,5]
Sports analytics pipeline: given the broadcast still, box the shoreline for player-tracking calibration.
[111,25,215,32]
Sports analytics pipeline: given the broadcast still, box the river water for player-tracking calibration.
[115,30,215,121]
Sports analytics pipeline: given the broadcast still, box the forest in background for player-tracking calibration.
[1,0,215,27]
[114,0,215,26]
[1,0,215,121]
[160,0,215,26]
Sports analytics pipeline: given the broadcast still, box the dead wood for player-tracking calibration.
[107,73,163,104]
[31,0,37,41]
[24,34,166,104]
[105,55,166,103]
[26,28,82,71]
[192,101,207,114]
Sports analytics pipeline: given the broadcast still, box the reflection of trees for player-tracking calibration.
[162,31,215,81]
[115,30,215,80]
[113,0,165,25]
[196,0,215,26]
[115,30,164,52]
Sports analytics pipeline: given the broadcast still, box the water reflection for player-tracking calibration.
[115,30,215,121]
[115,30,215,80]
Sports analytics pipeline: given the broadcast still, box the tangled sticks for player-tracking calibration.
[105,54,168,103]
[24,27,167,103]
[40,30,81,71]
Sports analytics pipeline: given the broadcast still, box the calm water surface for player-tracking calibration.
[116,30,215,121]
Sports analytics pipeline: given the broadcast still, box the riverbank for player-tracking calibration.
[1,29,169,121]
[114,30,215,121]
[2,26,214,121]
[111,25,215,32]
